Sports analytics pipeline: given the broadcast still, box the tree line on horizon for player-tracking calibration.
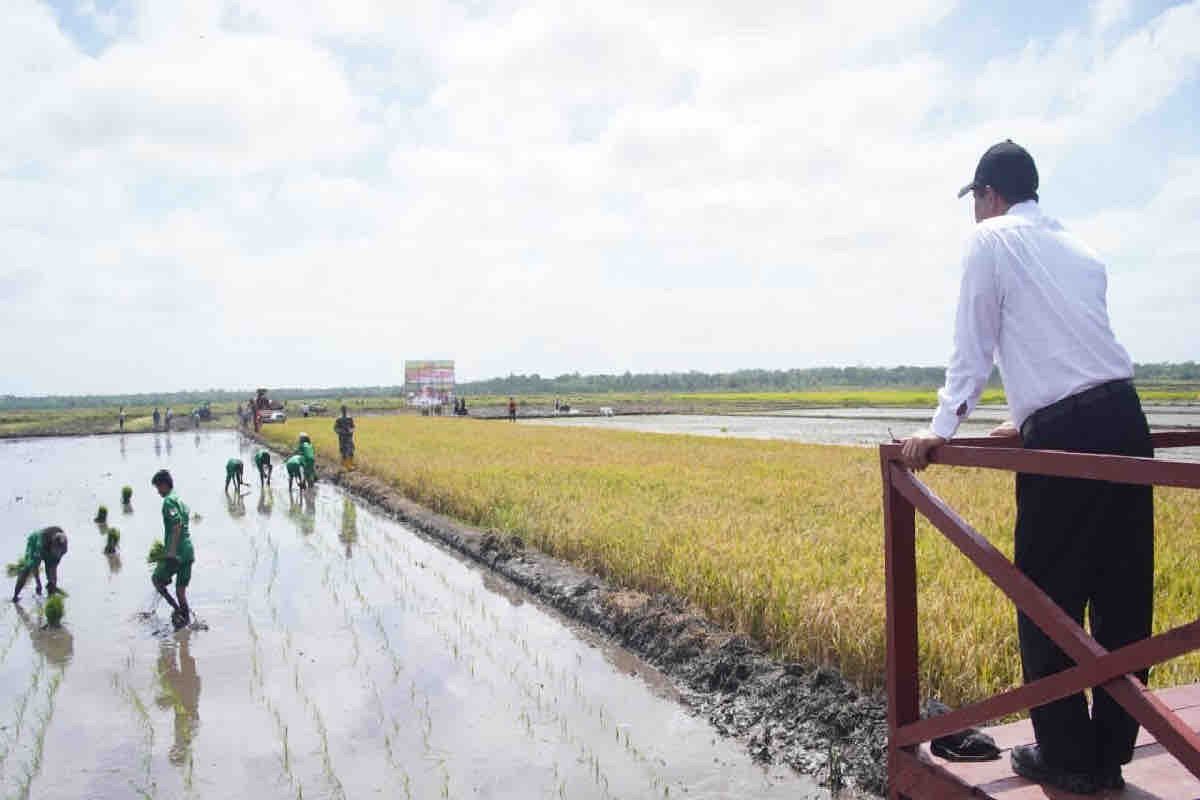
[3,362,1196,410]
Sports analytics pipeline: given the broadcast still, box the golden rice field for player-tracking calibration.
[264,416,1200,706]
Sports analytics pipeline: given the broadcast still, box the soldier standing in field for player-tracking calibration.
[334,405,355,469]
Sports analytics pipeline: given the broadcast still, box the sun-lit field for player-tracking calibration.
[264,415,1200,706]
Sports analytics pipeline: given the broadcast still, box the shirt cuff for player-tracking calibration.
[930,406,961,440]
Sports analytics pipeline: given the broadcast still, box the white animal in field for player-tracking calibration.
[599,407,614,417]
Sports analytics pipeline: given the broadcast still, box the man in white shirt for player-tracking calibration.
[901,141,1152,795]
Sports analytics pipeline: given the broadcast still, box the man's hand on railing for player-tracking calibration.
[900,429,946,471]
[989,420,1020,439]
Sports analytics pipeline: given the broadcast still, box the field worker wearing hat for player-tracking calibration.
[152,469,195,629]
[901,141,1150,795]
[12,526,69,602]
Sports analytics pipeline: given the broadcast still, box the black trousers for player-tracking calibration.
[1015,380,1153,773]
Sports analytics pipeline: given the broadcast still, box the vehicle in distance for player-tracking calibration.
[262,410,287,424]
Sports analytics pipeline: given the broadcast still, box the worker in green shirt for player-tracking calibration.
[285,454,306,493]
[224,458,245,493]
[295,433,317,486]
[152,469,194,629]
[253,450,273,488]
[11,526,68,602]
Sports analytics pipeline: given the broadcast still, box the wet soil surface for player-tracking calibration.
[259,437,889,796]
[1,432,827,799]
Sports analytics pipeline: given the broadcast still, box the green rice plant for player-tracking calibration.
[6,556,24,577]
[122,485,133,504]
[94,505,109,523]
[44,594,64,627]
[104,527,121,555]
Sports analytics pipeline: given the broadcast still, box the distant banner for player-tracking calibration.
[405,360,456,401]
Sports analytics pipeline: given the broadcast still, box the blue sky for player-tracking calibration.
[2,1,1197,393]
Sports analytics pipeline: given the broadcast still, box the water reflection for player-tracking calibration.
[154,435,162,457]
[340,497,357,558]
[156,632,201,767]
[225,492,246,519]
[119,435,127,460]
[106,552,123,575]
[14,604,74,666]
[257,488,273,517]
[288,490,316,535]
[165,433,173,454]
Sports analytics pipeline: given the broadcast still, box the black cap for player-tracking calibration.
[957,140,1039,202]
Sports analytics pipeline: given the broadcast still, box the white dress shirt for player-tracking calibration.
[930,200,1134,439]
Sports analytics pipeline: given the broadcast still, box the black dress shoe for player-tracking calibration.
[1095,765,1125,790]
[1011,744,1098,795]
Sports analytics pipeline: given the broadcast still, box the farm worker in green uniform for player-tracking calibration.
[295,433,317,485]
[224,458,245,493]
[11,526,68,602]
[285,454,306,493]
[152,469,194,629]
[253,450,273,488]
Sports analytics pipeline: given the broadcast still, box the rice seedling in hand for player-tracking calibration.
[147,541,166,564]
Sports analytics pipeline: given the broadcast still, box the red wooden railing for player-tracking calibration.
[879,431,1200,799]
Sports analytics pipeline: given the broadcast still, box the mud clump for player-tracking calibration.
[254,436,888,795]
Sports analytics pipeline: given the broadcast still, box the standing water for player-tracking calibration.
[0,432,823,799]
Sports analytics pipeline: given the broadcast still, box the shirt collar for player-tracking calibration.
[1006,199,1040,218]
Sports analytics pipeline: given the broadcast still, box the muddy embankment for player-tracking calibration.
[255,435,889,795]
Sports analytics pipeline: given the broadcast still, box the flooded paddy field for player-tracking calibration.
[525,405,1200,461]
[0,432,822,799]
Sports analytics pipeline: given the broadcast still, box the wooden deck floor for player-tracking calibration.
[923,683,1200,798]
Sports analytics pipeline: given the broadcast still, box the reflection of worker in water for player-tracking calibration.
[152,469,194,629]
[14,604,74,665]
[254,449,273,488]
[224,458,245,493]
[257,488,273,516]
[226,490,246,519]
[295,433,317,486]
[340,497,358,558]
[12,527,69,602]
[333,406,355,470]
[156,633,201,766]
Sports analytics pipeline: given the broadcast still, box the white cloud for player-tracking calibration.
[0,0,1197,393]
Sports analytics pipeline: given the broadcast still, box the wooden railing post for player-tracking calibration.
[883,453,920,799]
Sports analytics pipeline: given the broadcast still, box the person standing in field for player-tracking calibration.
[151,469,194,629]
[119,406,126,432]
[507,396,517,422]
[11,526,68,602]
[254,449,273,488]
[165,407,174,431]
[901,141,1150,795]
[153,407,161,431]
[224,458,245,493]
[334,406,355,469]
